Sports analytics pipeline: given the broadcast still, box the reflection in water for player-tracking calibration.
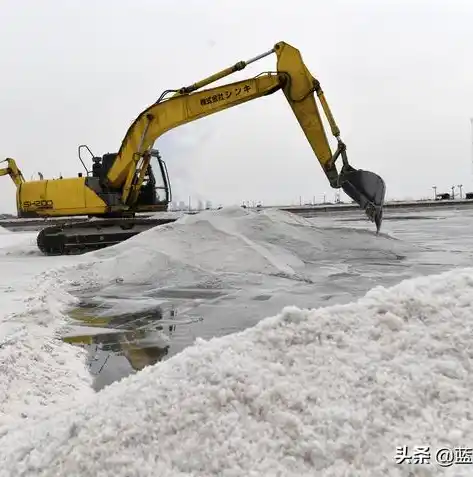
[63,288,217,390]
[63,301,179,389]
[68,300,166,329]
[63,328,172,371]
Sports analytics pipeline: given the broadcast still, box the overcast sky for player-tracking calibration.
[1,0,473,213]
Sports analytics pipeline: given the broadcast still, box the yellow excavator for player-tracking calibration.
[1,41,386,255]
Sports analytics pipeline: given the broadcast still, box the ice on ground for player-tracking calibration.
[1,265,473,476]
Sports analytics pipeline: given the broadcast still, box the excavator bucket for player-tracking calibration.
[339,168,386,233]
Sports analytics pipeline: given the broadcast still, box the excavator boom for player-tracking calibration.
[105,41,384,229]
[2,41,386,255]
[0,158,25,187]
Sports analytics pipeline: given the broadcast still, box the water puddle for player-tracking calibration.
[62,286,237,390]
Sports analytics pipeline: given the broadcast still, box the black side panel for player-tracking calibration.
[84,176,122,207]
[84,176,102,194]
[101,153,118,180]
[18,210,43,218]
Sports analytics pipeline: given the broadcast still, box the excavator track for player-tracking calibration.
[36,217,178,256]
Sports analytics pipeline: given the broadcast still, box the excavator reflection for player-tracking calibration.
[63,303,177,376]
[64,329,171,375]
[1,41,385,255]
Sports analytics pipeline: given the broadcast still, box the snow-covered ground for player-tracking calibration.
[0,206,472,476]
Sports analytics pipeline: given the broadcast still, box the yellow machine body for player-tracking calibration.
[1,41,386,255]
[16,177,108,217]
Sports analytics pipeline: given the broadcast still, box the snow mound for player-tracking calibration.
[2,266,473,475]
[64,207,414,289]
[0,231,42,256]
[0,225,11,234]
[0,206,417,435]
[0,268,94,428]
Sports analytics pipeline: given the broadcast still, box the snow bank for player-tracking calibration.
[0,267,94,428]
[2,265,473,476]
[0,227,94,427]
[0,206,412,433]
[0,231,42,256]
[62,206,414,290]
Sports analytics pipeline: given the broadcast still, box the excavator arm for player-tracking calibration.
[106,41,385,231]
[0,158,25,187]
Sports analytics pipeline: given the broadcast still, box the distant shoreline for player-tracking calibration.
[1,199,472,231]
[277,198,473,215]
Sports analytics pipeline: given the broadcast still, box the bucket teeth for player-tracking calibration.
[340,168,386,232]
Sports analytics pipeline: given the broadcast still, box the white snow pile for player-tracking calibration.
[62,206,414,289]
[0,230,42,256]
[0,229,93,428]
[2,265,473,476]
[0,225,10,234]
[0,267,94,428]
[0,206,413,434]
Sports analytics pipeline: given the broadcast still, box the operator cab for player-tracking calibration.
[135,149,172,206]
[77,144,171,208]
